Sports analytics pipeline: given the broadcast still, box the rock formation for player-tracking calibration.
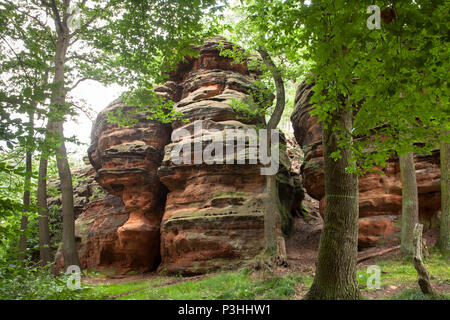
[68,37,302,274]
[54,162,130,271]
[87,99,172,271]
[291,80,441,248]
[156,38,300,274]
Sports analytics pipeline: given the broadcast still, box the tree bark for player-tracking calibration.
[18,109,35,262]
[56,121,80,268]
[399,152,419,256]
[413,223,437,296]
[257,47,286,261]
[305,108,360,300]
[438,132,449,254]
[37,151,51,266]
[50,8,81,269]
[18,149,32,262]
[264,174,279,252]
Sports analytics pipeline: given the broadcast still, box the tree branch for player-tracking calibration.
[41,0,63,32]
[66,77,89,92]
[257,47,285,131]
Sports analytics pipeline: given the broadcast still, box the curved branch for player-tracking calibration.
[257,47,285,130]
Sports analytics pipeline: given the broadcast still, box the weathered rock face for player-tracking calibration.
[88,100,172,271]
[291,80,441,248]
[80,37,302,274]
[157,38,301,274]
[54,163,130,271]
[72,195,129,271]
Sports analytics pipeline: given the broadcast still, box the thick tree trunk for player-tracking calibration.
[399,152,419,256]
[37,152,51,266]
[438,133,449,254]
[305,108,360,300]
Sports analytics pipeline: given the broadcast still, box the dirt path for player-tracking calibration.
[285,216,322,276]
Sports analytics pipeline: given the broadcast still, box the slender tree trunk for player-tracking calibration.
[56,121,80,268]
[37,151,51,266]
[439,132,449,254]
[258,47,286,261]
[18,110,35,262]
[18,149,32,262]
[399,152,419,256]
[413,223,437,296]
[51,20,80,269]
[36,72,52,267]
[264,174,279,252]
[305,108,360,300]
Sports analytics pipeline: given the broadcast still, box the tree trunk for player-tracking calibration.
[56,121,80,268]
[438,132,449,254]
[305,108,360,300]
[264,174,278,252]
[258,47,286,263]
[18,149,32,262]
[413,223,437,296]
[399,152,419,256]
[18,109,35,262]
[37,152,51,266]
[51,20,80,269]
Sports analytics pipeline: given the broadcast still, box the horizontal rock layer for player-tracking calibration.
[88,100,171,271]
[158,37,301,274]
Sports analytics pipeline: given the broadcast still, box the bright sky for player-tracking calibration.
[66,80,125,162]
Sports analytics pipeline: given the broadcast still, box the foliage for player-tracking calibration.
[0,261,81,300]
[105,92,184,127]
[92,0,225,123]
[0,152,61,261]
[218,2,310,130]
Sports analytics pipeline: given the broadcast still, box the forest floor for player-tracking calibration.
[80,215,449,300]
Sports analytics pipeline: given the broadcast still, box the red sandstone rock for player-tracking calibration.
[157,38,301,274]
[291,80,441,248]
[78,37,301,274]
[55,194,129,271]
[358,215,398,249]
[88,100,171,271]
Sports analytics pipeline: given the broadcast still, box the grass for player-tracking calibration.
[358,252,449,287]
[81,270,306,300]
[80,252,448,300]
[391,289,450,300]
[356,251,449,299]
[82,277,172,299]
